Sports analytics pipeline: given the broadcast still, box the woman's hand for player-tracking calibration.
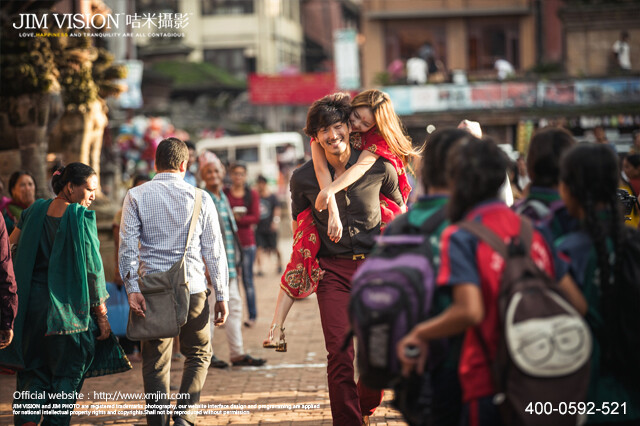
[95,314,111,341]
[315,188,333,212]
[396,330,429,377]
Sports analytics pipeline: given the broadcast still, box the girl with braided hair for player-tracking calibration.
[558,144,640,425]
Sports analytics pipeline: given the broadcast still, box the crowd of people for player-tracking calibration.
[0,86,639,426]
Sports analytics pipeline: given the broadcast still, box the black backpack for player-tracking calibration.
[348,208,446,390]
[458,218,592,426]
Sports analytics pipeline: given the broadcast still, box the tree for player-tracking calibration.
[0,0,126,197]
[0,3,64,198]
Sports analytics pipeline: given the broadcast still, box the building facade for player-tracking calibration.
[360,0,538,86]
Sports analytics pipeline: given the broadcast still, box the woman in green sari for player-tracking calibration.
[1,162,130,426]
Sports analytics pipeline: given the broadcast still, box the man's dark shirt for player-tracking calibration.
[0,215,17,331]
[291,148,403,257]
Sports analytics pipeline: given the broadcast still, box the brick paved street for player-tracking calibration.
[0,235,407,425]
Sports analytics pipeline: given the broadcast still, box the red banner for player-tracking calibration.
[249,73,337,105]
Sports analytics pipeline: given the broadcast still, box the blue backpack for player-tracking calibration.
[349,208,446,390]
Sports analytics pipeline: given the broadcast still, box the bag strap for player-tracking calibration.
[459,217,534,259]
[185,189,203,254]
[458,221,508,258]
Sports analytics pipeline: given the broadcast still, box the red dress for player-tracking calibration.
[281,127,411,298]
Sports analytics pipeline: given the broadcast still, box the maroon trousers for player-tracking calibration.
[317,257,384,426]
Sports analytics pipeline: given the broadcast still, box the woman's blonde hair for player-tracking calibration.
[351,89,421,167]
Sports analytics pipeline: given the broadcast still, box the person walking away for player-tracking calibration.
[397,140,586,426]
[120,138,229,426]
[512,127,579,240]
[558,144,640,424]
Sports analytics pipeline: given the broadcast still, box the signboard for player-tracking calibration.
[382,78,640,115]
[249,73,336,105]
[115,60,144,109]
[334,28,360,90]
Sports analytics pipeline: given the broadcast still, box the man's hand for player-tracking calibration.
[0,330,14,349]
[128,292,146,318]
[213,301,229,326]
[327,197,343,243]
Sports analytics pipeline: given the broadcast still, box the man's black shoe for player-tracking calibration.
[209,355,229,369]
[231,354,267,367]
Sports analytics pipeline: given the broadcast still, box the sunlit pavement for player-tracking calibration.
[0,236,406,425]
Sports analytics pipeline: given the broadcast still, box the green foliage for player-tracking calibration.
[152,60,246,89]
[529,62,564,75]
[92,48,127,99]
[373,71,393,86]
[0,31,59,97]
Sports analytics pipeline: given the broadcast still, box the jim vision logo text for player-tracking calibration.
[13,13,122,30]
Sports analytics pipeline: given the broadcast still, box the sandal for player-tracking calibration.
[275,326,287,352]
[231,354,267,367]
[263,323,279,348]
[263,324,287,352]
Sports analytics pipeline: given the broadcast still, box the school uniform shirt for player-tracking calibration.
[437,200,567,402]
[512,186,579,240]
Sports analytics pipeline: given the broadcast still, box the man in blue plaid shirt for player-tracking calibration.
[120,138,229,426]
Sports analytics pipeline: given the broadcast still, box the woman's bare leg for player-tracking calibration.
[264,289,295,346]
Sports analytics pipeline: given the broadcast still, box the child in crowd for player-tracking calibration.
[263,90,417,350]
[557,144,640,425]
[396,138,585,426]
[389,128,471,426]
[513,127,579,239]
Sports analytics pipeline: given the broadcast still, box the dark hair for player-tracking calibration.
[185,140,196,151]
[421,128,470,192]
[229,162,247,172]
[256,175,267,183]
[132,174,151,187]
[560,144,623,374]
[447,137,508,222]
[51,162,96,195]
[526,127,576,187]
[9,170,36,197]
[155,137,189,171]
[625,154,640,168]
[304,92,352,138]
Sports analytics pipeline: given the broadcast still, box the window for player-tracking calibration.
[136,0,178,13]
[209,149,229,164]
[236,147,259,162]
[204,48,247,79]
[201,0,253,16]
[467,19,520,71]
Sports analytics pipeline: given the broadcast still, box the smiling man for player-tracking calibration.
[290,93,404,426]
